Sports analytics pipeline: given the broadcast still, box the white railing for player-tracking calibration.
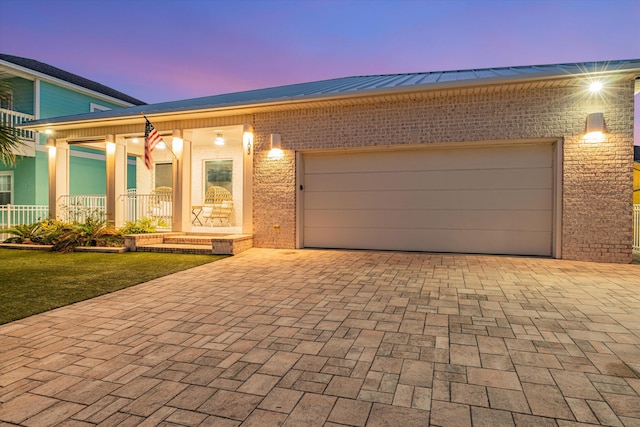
[59,195,106,223]
[0,204,49,241]
[634,204,640,251]
[0,108,36,142]
[122,193,172,228]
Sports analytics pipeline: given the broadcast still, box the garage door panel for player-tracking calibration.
[304,209,551,232]
[305,144,552,174]
[305,189,553,211]
[303,143,554,256]
[303,227,552,256]
[305,168,552,192]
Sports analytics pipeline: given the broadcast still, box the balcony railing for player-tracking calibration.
[0,108,36,142]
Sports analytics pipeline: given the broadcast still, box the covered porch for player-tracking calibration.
[46,122,255,235]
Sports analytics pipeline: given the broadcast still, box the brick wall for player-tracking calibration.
[251,79,635,263]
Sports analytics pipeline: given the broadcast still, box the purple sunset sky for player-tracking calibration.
[0,0,638,144]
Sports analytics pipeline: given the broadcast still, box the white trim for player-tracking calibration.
[90,102,111,112]
[34,79,41,119]
[296,151,304,249]
[553,139,563,259]
[0,171,14,205]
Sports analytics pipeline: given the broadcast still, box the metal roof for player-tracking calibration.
[0,53,146,106]
[23,59,640,127]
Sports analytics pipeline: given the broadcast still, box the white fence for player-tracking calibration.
[58,195,106,223]
[0,204,49,241]
[634,204,640,251]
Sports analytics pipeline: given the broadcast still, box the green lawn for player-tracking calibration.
[0,249,226,324]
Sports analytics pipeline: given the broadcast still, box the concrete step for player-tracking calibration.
[135,243,213,255]
[126,233,253,255]
[163,236,217,245]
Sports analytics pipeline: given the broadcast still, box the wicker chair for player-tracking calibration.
[203,186,233,226]
[149,186,172,223]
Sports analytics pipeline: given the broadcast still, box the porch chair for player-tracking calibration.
[149,186,172,223]
[202,186,233,226]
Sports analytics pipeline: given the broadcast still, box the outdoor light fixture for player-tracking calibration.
[584,112,606,143]
[131,137,139,144]
[268,133,284,159]
[46,137,56,157]
[589,81,604,93]
[243,124,254,155]
[105,134,116,154]
[270,133,281,150]
[45,129,53,135]
[172,129,183,154]
[215,133,225,146]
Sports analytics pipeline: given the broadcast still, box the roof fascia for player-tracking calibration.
[0,59,138,107]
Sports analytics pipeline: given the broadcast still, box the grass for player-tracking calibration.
[0,249,226,324]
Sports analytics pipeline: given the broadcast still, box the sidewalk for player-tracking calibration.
[1,249,639,426]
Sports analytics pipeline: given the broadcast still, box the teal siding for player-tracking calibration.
[4,78,136,207]
[34,151,48,205]
[127,160,136,189]
[39,81,125,118]
[2,77,34,115]
[0,156,35,204]
[69,147,106,194]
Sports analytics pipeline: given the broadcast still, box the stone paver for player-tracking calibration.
[1,248,639,426]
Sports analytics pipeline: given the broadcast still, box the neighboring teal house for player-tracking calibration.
[0,53,145,206]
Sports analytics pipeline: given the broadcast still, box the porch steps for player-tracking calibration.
[135,243,213,255]
[126,233,253,255]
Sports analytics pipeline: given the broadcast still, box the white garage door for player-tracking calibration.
[302,143,554,256]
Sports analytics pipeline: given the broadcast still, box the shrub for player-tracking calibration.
[119,217,167,234]
[52,216,123,252]
[2,223,42,244]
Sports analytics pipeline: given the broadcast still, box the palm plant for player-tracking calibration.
[2,222,42,243]
[0,79,24,166]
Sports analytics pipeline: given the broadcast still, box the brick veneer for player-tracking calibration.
[251,79,635,263]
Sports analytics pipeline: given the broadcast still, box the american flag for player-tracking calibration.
[144,117,164,170]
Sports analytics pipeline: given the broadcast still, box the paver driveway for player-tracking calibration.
[1,249,639,426]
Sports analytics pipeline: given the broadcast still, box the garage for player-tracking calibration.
[302,143,555,256]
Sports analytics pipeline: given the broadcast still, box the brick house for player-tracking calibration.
[23,60,640,263]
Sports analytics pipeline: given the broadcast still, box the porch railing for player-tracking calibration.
[0,204,49,241]
[122,192,172,228]
[634,204,640,251]
[0,108,36,142]
[58,195,107,223]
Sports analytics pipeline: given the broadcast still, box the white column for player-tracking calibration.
[242,125,254,234]
[106,135,127,226]
[171,130,192,232]
[48,139,69,220]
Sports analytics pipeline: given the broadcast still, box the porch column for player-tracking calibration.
[47,138,69,220]
[171,130,192,232]
[106,135,127,227]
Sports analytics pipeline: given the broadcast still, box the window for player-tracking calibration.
[204,159,233,195]
[155,163,172,188]
[0,172,13,205]
[90,103,111,112]
[0,90,13,110]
